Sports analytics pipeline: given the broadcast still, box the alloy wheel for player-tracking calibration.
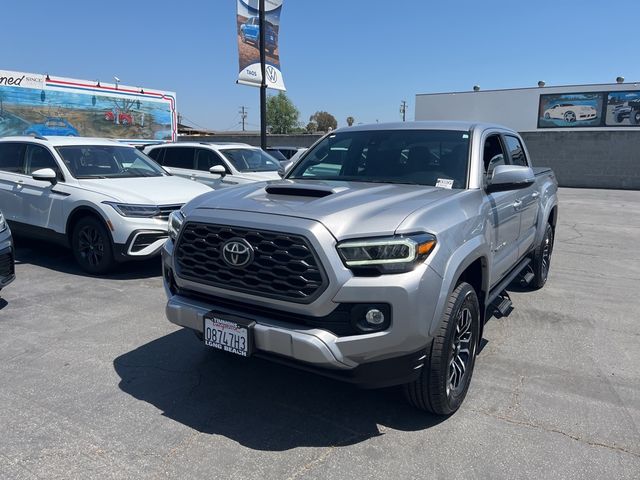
[447,307,474,396]
[78,226,105,267]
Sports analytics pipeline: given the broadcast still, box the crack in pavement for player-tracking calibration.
[471,408,640,459]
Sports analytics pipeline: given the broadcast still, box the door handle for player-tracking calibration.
[531,191,540,199]
[513,200,523,210]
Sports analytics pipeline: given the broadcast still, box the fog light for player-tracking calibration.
[365,309,385,326]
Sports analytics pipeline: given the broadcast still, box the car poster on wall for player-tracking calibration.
[0,69,177,141]
[537,92,604,128]
[605,91,640,126]
[236,0,286,91]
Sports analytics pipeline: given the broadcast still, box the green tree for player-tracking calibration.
[310,111,337,132]
[306,121,318,133]
[266,92,300,134]
[346,116,355,126]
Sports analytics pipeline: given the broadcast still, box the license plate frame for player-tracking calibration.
[203,312,256,357]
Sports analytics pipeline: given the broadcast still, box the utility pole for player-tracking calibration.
[259,0,267,149]
[239,106,248,131]
[400,100,407,122]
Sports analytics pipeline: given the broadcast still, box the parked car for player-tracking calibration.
[0,136,211,274]
[0,209,15,292]
[104,111,134,126]
[161,121,558,415]
[543,103,597,122]
[143,142,281,189]
[24,117,78,136]
[240,17,278,54]
[266,146,306,160]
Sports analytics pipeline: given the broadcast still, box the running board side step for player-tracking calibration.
[487,257,531,306]
[490,292,513,318]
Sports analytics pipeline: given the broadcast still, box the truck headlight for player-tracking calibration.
[0,211,6,233]
[337,233,436,274]
[104,202,160,218]
[168,210,185,241]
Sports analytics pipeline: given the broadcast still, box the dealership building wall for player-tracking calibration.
[415,83,640,190]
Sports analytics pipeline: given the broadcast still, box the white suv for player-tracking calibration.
[143,142,281,189]
[0,136,211,274]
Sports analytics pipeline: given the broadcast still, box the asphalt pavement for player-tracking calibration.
[0,187,638,479]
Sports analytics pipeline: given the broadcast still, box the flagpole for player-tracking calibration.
[259,0,267,150]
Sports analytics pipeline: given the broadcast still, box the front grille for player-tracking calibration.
[131,232,167,252]
[155,204,183,221]
[175,223,327,303]
[0,250,14,278]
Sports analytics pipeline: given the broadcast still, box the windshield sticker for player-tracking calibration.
[436,178,454,189]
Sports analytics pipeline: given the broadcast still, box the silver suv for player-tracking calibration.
[162,122,558,415]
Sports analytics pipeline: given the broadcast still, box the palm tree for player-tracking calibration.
[346,116,355,126]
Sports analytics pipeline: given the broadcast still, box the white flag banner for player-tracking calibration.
[236,0,286,91]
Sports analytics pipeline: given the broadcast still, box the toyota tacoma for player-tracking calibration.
[162,122,558,415]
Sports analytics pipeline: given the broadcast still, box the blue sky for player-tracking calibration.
[3,0,637,130]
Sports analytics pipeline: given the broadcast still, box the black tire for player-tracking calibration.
[564,111,576,123]
[631,110,640,125]
[71,217,115,275]
[615,113,624,123]
[404,282,480,415]
[544,112,550,119]
[529,222,554,290]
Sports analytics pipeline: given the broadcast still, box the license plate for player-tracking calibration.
[203,313,255,357]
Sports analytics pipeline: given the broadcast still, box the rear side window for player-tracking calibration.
[162,147,195,169]
[504,136,528,167]
[0,143,26,174]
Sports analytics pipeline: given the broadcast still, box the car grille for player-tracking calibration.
[154,204,183,221]
[0,249,14,278]
[131,232,167,253]
[175,223,328,303]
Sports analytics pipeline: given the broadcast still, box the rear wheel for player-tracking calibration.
[71,217,115,275]
[404,282,480,415]
[529,222,554,289]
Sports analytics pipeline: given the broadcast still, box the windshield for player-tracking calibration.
[221,148,280,172]
[287,129,470,188]
[56,145,166,179]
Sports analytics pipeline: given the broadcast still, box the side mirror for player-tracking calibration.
[32,168,57,185]
[277,160,293,178]
[209,165,226,177]
[487,165,535,193]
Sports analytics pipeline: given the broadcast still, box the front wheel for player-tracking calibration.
[404,282,480,415]
[631,110,640,125]
[71,217,115,275]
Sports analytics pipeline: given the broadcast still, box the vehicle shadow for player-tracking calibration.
[0,298,8,311]
[13,236,161,280]
[114,329,446,451]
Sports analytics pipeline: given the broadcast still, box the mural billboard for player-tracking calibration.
[236,0,286,91]
[605,91,640,126]
[0,69,177,142]
[537,92,604,128]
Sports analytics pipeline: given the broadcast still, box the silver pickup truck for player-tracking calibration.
[162,122,558,415]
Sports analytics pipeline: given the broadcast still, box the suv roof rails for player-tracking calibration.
[33,135,48,141]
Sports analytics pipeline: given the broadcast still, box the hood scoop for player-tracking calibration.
[265,183,346,198]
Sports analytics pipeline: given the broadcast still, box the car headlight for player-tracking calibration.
[168,210,185,241]
[337,233,436,274]
[0,211,6,233]
[104,202,160,218]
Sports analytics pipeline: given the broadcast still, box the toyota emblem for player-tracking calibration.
[221,238,254,267]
